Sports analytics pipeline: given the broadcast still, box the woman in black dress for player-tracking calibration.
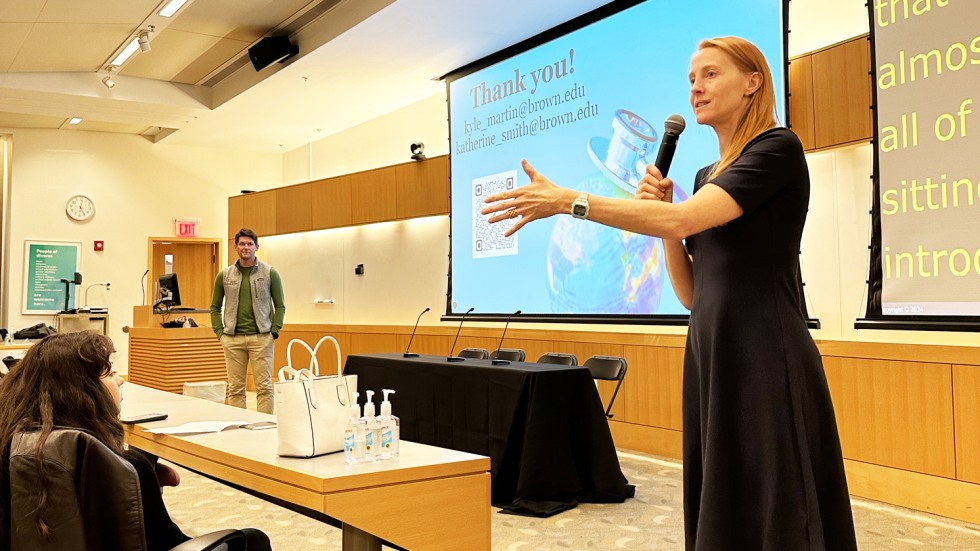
[482,37,857,549]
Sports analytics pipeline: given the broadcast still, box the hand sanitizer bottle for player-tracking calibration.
[379,389,400,460]
[344,391,364,465]
[362,390,381,462]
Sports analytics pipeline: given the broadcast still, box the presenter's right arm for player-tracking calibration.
[209,272,225,339]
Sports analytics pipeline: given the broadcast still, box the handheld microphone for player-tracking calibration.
[403,307,430,358]
[491,310,521,365]
[446,307,474,362]
[653,114,686,177]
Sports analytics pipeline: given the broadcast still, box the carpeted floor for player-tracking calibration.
[161,448,980,550]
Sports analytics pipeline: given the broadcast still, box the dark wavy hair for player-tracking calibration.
[0,331,123,540]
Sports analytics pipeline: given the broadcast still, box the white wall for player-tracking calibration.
[2,129,281,373]
[270,0,977,347]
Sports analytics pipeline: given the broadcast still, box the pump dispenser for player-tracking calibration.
[379,389,400,460]
[344,391,366,464]
[362,390,381,462]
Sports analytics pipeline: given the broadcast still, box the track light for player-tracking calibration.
[138,30,151,52]
[410,142,426,161]
[102,69,116,89]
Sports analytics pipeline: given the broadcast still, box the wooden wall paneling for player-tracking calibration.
[350,333,399,355]
[351,167,396,225]
[952,364,980,483]
[844,458,980,525]
[273,331,352,376]
[397,333,454,357]
[242,190,277,236]
[228,196,244,239]
[558,341,627,419]
[811,36,872,148]
[276,183,313,235]
[788,54,816,150]
[497,337,552,364]
[394,156,450,219]
[311,175,353,229]
[622,345,684,430]
[824,357,955,478]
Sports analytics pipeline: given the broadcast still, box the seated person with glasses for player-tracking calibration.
[0,332,271,550]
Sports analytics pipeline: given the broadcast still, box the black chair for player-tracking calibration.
[583,355,628,418]
[536,352,578,366]
[458,348,489,359]
[7,429,251,550]
[489,348,525,362]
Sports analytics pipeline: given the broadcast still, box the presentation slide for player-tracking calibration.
[447,0,785,317]
[872,0,980,316]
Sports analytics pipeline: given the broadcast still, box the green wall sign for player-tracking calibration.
[23,241,81,314]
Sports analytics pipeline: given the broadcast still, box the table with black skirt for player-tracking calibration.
[344,353,634,517]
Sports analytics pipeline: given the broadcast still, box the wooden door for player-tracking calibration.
[148,238,221,310]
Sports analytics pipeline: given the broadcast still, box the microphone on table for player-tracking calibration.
[653,114,686,177]
[403,307,430,358]
[446,307,474,362]
[491,310,521,365]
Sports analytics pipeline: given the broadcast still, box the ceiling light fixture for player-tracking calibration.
[110,38,141,66]
[102,69,116,89]
[138,29,152,52]
[68,117,83,125]
[158,0,189,17]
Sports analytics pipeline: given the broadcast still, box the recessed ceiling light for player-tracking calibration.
[110,38,141,66]
[158,0,189,17]
[68,117,83,125]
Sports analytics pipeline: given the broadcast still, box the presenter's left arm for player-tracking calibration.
[270,268,285,338]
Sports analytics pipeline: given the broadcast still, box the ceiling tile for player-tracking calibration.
[0,1,45,23]
[171,0,311,41]
[11,23,133,72]
[0,23,34,72]
[37,0,160,25]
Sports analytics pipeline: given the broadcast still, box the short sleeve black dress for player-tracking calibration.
[682,128,857,550]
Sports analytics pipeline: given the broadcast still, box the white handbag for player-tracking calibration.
[274,336,356,458]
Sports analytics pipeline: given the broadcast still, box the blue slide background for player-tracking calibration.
[449,0,784,316]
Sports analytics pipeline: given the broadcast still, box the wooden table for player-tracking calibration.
[121,384,491,550]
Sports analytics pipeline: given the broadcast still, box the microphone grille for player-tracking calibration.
[665,114,686,135]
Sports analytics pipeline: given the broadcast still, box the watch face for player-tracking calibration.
[572,204,588,217]
[66,194,95,221]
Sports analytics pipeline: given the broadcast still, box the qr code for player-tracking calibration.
[472,170,518,259]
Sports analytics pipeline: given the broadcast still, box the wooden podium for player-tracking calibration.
[127,306,226,393]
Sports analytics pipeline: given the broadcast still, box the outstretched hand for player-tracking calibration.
[481,159,570,238]
[635,164,673,203]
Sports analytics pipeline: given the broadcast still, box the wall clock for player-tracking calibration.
[66,194,96,221]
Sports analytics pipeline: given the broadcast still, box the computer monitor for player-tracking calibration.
[156,273,182,309]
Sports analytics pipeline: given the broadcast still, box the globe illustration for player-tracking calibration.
[546,173,664,314]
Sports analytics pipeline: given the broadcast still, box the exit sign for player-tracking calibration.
[174,218,200,237]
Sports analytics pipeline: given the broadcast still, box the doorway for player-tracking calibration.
[147,237,221,310]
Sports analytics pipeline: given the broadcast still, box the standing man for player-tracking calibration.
[210,228,285,413]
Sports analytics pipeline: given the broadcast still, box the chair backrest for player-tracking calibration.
[489,348,525,362]
[583,355,628,418]
[458,348,489,359]
[536,352,578,366]
[7,429,148,551]
[6,430,249,551]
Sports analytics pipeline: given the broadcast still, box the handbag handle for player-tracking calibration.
[284,336,343,378]
[308,336,342,377]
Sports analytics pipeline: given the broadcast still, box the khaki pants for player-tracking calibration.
[221,333,275,414]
